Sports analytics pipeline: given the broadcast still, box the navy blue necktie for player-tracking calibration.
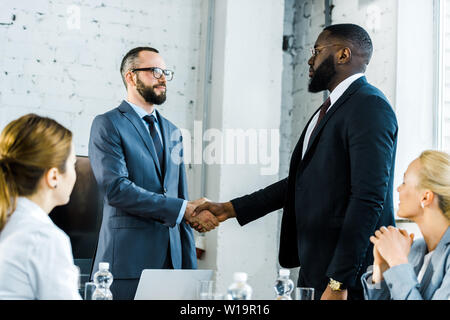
[143,115,164,171]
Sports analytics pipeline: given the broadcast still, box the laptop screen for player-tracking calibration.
[134,269,214,300]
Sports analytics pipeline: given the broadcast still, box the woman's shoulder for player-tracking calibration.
[28,221,71,249]
[3,212,70,248]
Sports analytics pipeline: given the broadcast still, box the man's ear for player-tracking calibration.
[125,71,136,88]
[337,47,352,64]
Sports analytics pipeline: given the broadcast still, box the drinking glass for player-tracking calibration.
[197,280,214,300]
[84,282,96,300]
[212,293,224,300]
[295,287,315,300]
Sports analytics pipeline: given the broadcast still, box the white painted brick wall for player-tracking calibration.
[0,0,208,195]
[0,0,205,147]
[332,0,397,106]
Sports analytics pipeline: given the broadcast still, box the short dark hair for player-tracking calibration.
[324,24,373,65]
[120,46,159,88]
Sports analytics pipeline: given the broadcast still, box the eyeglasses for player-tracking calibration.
[310,44,343,57]
[131,67,174,81]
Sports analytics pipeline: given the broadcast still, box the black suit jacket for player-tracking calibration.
[231,77,398,297]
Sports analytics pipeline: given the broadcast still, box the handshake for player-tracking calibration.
[183,198,237,233]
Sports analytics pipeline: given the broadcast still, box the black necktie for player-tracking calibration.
[143,115,164,171]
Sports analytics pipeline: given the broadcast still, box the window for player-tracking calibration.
[394,0,438,218]
[395,0,449,220]
[439,0,450,153]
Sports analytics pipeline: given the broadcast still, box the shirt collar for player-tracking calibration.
[126,100,158,122]
[15,197,52,225]
[329,73,364,106]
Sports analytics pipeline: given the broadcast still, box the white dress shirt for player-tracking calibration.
[302,73,365,159]
[0,197,81,300]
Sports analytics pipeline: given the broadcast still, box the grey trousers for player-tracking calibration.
[111,248,173,300]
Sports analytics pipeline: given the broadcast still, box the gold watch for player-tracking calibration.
[329,278,345,291]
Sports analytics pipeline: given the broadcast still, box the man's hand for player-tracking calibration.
[320,286,348,300]
[193,201,237,223]
[184,198,219,232]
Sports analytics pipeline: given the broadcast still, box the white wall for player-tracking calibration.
[394,0,436,238]
[199,0,285,299]
[332,0,397,106]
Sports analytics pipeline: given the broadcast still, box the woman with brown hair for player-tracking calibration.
[0,114,81,299]
[362,150,450,300]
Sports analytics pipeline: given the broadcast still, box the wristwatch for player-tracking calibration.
[329,278,346,291]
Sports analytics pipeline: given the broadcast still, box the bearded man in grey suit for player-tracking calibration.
[89,47,218,300]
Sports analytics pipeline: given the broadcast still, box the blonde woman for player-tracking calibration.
[362,150,450,300]
[0,114,81,299]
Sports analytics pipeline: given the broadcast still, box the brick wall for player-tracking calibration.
[332,0,397,106]
[0,0,207,160]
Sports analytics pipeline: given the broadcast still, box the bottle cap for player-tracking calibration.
[233,272,248,282]
[99,262,109,271]
[279,269,290,277]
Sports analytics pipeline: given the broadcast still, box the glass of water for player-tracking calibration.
[295,287,315,300]
[197,280,214,300]
[84,282,96,300]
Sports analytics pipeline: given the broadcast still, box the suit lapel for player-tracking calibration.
[289,106,322,174]
[118,101,163,179]
[303,76,367,158]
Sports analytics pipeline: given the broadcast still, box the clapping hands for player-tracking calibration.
[370,226,414,267]
[369,226,415,283]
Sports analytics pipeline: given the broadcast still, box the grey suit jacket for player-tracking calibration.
[89,101,197,280]
[361,227,450,300]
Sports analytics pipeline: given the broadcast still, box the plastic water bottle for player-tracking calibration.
[92,262,113,300]
[226,272,252,300]
[274,269,294,300]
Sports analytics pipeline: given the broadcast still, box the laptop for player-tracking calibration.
[134,269,214,300]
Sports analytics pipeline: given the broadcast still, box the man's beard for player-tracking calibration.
[308,55,336,93]
[136,76,167,105]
